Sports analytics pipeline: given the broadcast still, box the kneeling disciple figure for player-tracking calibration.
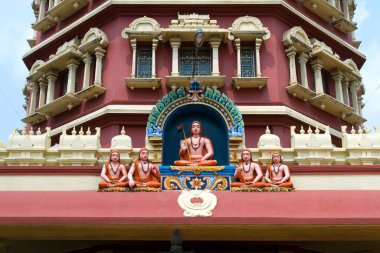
[98,150,128,189]
[231,148,266,188]
[264,152,293,188]
[128,147,161,188]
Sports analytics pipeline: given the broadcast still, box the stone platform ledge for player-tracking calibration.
[1,191,380,241]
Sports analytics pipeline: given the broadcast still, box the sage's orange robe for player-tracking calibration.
[98,164,128,189]
[269,179,293,188]
[231,170,266,188]
[133,163,161,188]
[174,138,217,166]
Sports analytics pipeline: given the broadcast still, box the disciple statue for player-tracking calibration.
[128,147,161,188]
[264,152,293,188]
[98,150,128,189]
[231,148,266,188]
[174,121,217,166]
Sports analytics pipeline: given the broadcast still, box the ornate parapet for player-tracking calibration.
[4,128,51,166]
[57,127,101,166]
[0,141,7,166]
[109,126,133,164]
[291,126,335,165]
[257,126,282,165]
[342,126,380,165]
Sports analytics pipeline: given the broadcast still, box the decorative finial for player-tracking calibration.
[36,128,42,135]
[29,127,34,135]
[358,126,363,134]
[351,126,356,134]
[307,126,312,134]
[71,127,77,135]
[265,126,270,134]
[86,127,91,135]
[315,127,320,134]
[121,126,126,135]
[300,126,305,134]
[79,126,84,135]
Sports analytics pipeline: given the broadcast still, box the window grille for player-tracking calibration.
[179,48,211,76]
[241,47,255,77]
[136,48,152,78]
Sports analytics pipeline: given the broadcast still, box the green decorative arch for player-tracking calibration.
[146,87,244,137]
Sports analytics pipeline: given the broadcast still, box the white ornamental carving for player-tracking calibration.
[177,189,217,217]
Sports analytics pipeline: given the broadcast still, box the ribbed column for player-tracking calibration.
[46,72,58,104]
[234,38,241,77]
[331,70,344,103]
[94,47,106,86]
[82,52,92,89]
[48,0,54,10]
[286,47,297,85]
[38,0,46,21]
[130,39,137,78]
[255,38,262,77]
[29,81,39,115]
[342,0,350,20]
[170,38,181,76]
[151,39,158,78]
[210,38,221,76]
[342,80,350,105]
[311,59,324,94]
[67,60,79,94]
[38,78,48,108]
[298,52,309,88]
[350,81,359,113]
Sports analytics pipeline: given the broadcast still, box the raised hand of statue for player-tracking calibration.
[180,140,188,150]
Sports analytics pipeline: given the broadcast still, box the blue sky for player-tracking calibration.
[0,0,379,144]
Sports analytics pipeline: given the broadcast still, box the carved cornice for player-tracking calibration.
[228,16,270,41]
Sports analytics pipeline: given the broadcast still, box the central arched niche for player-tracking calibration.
[162,104,229,165]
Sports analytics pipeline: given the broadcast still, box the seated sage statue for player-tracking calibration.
[128,147,161,188]
[174,121,217,166]
[264,152,293,188]
[98,150,128,189]
[231,148,266,188]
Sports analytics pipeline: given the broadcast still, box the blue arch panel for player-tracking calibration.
[162,104,229,165]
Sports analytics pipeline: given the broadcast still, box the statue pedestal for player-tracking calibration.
[160,165,235,191]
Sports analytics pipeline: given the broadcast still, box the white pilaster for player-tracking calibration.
[298,52,309,88]
[286,47,298,85]
[255,38,262,77]
[170,38,181,76]
[67,60,79,94]
[210,38,221,76]
[342,0,350,20]
[94,47,105,86]
[48,0,54,10]
[29,81,39,115]
[82,52,92,89]
[350,81,359,113]
[152,39,158,78]
[311,59,324,94]
[38,79,48,108]
[46,72,58,104]
[331,70,344,103]
[342,80,350,105]
[130,39,137,78]
[234,38,241,77]
[38,0,46,21]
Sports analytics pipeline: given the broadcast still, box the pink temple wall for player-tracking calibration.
[26,4,366,148]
